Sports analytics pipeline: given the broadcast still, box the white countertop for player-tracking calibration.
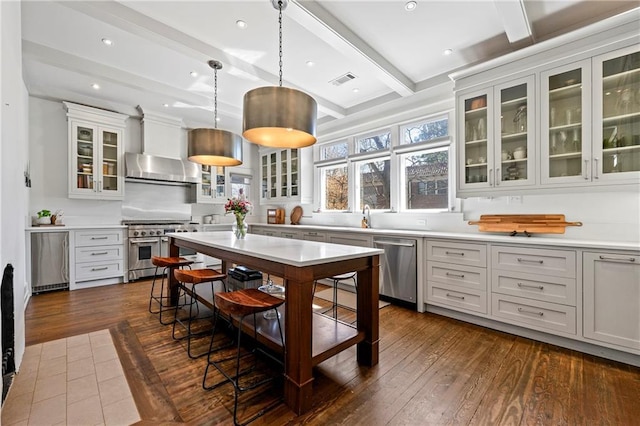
[26,225,126,232]
[249,223,640,252]
[169,231,384,268]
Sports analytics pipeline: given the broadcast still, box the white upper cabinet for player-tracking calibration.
[458,76,535,195]
[65,102,127,200]
[196,165,227,204]
[259,147,312,204]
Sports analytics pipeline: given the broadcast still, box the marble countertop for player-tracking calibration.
[169,231,384,268]
[248,223,640,252]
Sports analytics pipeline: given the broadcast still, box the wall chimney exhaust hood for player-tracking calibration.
[125,152,200,184]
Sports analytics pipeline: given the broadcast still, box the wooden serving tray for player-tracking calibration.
[468,214,582,235]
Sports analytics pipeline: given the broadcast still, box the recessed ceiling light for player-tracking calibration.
[91,83,100,90]
[405,1,417,11]
[443,48,453,56]
[352,88,359,93]
[216,117,220,122]
[190,71,198,77]
[236,20,247,29]
[306,61,315,67]
[163,103,169,108]
[101,38,113,46]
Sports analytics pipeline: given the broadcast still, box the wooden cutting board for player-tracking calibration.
[468,214,582,234]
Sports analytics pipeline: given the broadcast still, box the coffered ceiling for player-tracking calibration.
[21,1,638,133]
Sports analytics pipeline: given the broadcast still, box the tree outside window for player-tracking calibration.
[404,147,448,210]
[402,117,448,144]
[359,158,390,210]
[322,166,348,210]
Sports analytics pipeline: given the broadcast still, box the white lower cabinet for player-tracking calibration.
[491,293,576,334]
[426,240,488,314]
[583,252,640,351]
[72,229,125,289]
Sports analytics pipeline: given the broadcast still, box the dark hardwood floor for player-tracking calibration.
[24,280,640,425]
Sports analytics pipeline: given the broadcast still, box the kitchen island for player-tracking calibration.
[168,231,383,415]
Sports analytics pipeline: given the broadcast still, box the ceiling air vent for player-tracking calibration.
[330,72,357,86]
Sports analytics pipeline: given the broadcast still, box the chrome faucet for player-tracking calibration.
[362,204,371,228]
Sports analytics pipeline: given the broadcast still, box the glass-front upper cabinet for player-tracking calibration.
[196,165,226,203]
[459,89,492,189]
[259,148,309,203]
[65,102,127,200]
[540,60,591,185]
[495,76,535,188]
[593,46,640,182]
[458,76,534,193]
[69,122,123,199]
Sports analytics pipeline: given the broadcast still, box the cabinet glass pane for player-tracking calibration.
[76,126,94,190]
[291,149,299,196]
[281,150,288,197]
[261,156,268,198]
[500,83,528,181]
[464,95,488,184]
[601,51,640,174]
[201,165,212,197]
[270,153,277,198]
[215,166,225,198]
[547,68,583,178]
[102,130,118,191]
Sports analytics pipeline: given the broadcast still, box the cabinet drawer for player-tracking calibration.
[492,246,576,278]
[75,245,123,263]
[427,282,487,314]
[75,230,123,247]
[281,231,301,239]
[75,260,124,281]
[491,294,576,334]
[427,240,487,267]
[492,270,576,306]
[427,261,487,291]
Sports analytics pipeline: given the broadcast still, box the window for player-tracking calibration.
[357,157,391,210]
[402,146,449,210]
[320,141,348,160]
[321,165,349,210]
[357,130,390,153]
[230,173,252,199]
[401,116,449,145]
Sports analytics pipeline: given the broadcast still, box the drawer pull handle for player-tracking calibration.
[91,236,109,240]
[445,293,465,300]
[517,307,544,316]
[91,266,109,271]
[517,257,543,264]
[445,251,465,256]
[517,282,544,290]
[91,252,109,256]
[598,255,636,263]
[445,272,465,278]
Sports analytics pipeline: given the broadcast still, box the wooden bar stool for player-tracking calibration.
[172,268,227,359]
[148,256,193,325]
[202,288,285,426]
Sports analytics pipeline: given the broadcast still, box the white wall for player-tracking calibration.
[1,0,29,374]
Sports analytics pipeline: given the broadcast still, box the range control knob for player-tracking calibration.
[192,229,198,232]
[133,231,139,236]
[141,231,146,236]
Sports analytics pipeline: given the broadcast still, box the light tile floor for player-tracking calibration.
[1,329,140,426]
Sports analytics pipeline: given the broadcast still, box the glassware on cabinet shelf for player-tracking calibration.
[600,50,640,175]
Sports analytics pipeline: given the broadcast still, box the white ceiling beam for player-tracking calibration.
[290,0,415,97]
[493,0,533,43]
[56,0,347,119]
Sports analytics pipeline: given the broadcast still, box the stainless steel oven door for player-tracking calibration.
[129,237,161,272]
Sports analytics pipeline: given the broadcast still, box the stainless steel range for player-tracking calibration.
[126,222,203,281]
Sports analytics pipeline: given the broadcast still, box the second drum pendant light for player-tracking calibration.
[188,60,243,166]
[242,0,318,148]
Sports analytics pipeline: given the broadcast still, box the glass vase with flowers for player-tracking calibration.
[225,190,251,239]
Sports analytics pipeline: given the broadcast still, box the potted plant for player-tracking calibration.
[36,209,52,225]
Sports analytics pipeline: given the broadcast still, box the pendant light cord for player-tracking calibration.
[278,0,283,87]
[213,66,218,129]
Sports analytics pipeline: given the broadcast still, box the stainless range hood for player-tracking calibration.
[125,152,201,184]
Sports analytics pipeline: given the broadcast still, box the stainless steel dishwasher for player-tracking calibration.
[373,237,417,304]
[31,232,69,293]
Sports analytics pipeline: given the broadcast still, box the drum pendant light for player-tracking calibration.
[188,60,243,166]
[242,0,317,148]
